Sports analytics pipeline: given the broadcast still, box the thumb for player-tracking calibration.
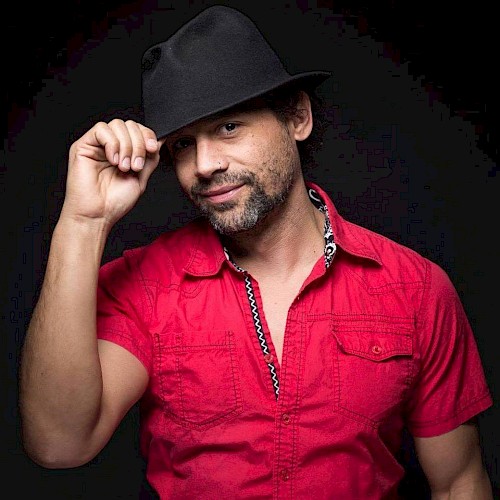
[137,147,161,193]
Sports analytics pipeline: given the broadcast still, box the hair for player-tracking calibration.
[261,82,330,171]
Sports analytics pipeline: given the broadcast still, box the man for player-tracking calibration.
[19,5,493,499]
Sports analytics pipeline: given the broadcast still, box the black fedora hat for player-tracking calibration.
[141,5,331,139]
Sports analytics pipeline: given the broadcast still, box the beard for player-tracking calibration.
[186,121,300,235]
[190,169,293,235]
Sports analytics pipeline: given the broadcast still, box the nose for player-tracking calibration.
[195,137,228,178]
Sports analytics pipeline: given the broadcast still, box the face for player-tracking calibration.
[164,103,308,235]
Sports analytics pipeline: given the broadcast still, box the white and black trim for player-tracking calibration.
[223,188,335,400]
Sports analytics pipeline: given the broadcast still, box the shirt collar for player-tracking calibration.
[307,181,382,266]
[183,181,382,277]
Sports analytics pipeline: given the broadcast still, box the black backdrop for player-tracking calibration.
[3,1,499,498]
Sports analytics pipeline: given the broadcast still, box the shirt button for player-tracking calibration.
[280,469,290,481]
[371,345,382,354]
[264,353,274,363]
[282,413,291,424]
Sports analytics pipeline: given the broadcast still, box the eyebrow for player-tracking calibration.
[167,111,242,141]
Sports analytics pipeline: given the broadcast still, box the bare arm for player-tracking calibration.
[414,420,493,499]
[19,120,161,468]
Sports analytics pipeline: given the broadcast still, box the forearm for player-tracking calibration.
[432,470,493,500]
[19,216,111,466]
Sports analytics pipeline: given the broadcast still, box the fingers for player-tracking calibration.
[87,119,160,173]
[108,119,160,173]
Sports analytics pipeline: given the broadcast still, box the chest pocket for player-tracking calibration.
[332,320,413,425]
[153,329,243,430]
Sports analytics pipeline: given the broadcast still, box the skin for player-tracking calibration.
[415,419,493,499]
[19,92,493,498]
[166,102,300,236]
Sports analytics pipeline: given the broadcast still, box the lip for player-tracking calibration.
[201,184,245,203]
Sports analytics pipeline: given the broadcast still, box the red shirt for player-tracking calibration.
[97,182,492,499]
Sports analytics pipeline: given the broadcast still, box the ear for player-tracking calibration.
[290,91,313,142]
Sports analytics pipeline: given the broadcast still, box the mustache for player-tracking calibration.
[190,171,256,197]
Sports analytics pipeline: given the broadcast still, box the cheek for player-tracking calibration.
[173,164,192,192]
[243,135,276,166]
[230,139,258,163]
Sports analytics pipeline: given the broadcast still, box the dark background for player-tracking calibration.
[3,1,499,498]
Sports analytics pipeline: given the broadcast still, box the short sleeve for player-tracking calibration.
[96,250,153,375]
[405,260,493,437]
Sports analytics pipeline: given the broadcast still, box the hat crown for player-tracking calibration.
[142,6,330,138]
[142,6,286,89]
[169,6,281,68]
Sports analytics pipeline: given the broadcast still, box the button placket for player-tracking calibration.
[280,468,290,481]
[264,353,274,364]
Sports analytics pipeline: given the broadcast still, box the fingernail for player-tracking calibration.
[147,139,158,149]
[113,153,119,164]
[122,157,131,169]
[134,157,144,170]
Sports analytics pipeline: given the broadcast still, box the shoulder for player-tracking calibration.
[99,217,210,281]
[340,217,447,288]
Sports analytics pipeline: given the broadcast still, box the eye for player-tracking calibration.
[220,122,239,135]
[172,137,194,152]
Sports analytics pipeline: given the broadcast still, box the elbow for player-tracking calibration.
[22,434,97,470]
[24,449,87,470]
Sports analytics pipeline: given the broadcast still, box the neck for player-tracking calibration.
[222,179,325,278]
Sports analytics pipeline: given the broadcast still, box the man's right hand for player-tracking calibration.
[60,119,162,228]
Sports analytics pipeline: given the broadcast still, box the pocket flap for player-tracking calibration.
[332,329,412,361]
